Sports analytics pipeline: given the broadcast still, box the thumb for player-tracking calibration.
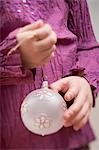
[50,78,69,93]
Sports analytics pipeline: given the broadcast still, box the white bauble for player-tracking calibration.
[21,81,67,136]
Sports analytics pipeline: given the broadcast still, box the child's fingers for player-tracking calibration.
[18,19,44,32]
[71,101,90,127]
[40,46,55,61]
[50,78,69,93]
[31,24,53,41]
[64,87,79,101]
[50,80,65,92]
[73,110,91,131]
[64,92,87,123]
[17,25,57,47]
[35,31,57,51]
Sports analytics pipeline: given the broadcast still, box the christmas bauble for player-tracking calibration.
[21,81,67,136]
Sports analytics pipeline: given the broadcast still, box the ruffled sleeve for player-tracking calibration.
[67,0,99,106]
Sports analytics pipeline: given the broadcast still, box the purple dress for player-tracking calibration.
[0,0,99,149]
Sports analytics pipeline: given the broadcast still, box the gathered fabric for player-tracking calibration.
[0,0,99,149]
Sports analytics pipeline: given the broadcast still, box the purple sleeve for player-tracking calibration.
[0,1,33,85]
[0,29,17,53]
[0,29,33,85]
[67,0,99,106]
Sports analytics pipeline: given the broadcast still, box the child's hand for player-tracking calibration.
[50,76,93,131]
[16,20,57,68]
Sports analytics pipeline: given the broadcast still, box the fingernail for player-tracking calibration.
[64,113,71,119]
[65,94,71,101]
[73,126,79,131]
[53,45,56,50]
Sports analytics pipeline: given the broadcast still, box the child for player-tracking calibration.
[0,0,99,149]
